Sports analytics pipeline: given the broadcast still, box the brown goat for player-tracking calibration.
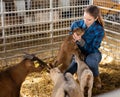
[0,54,49,97]
[53,28,85,72]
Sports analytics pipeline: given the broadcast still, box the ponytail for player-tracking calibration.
[85,5,106,38]
[98,11,107,39]
[97,13,104,27]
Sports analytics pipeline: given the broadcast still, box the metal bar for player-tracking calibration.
[90,0,93,5]
[104,19,120,26]
[105,29,120,36]
[98,6,120,12]
[50,0,54,57]
[0,41,62,54]
[0,4,88,15]
[0,0,7,65]
[0,16,82,29]
[107,36,120,42]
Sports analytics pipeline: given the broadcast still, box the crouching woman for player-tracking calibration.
[65,5,105,89]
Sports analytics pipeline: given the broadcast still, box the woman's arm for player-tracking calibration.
[75,26,104,54]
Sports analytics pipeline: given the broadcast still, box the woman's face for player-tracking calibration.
[83,12,96,28]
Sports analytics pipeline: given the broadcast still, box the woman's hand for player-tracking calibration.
[72,33,82,42]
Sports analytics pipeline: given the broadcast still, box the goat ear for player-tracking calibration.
[23,52,36,60]
[23,54,35,60]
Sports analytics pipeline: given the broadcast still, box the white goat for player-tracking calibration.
[75,55,93,97]
[50,67,83,97]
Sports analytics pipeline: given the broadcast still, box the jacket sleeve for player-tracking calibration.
[76,26,104,54]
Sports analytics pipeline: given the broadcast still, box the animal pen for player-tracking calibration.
[0,0,120,97]
[0,0,120,67]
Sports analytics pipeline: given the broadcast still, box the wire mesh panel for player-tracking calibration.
[0,0,91,67]
[94,0,120,64]
[1,0,119,67]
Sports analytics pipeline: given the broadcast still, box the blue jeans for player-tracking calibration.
[64,52,102,77]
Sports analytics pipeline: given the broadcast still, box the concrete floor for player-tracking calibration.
[94,89,120,97]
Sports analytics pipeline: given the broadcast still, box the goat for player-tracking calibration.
[52,28,85,73]
[0,53,50,97]
[50,67,83,97]
[74,54,93,97]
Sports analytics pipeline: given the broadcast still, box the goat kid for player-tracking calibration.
[50,67,83,97]
[0,54,49,97]
[74,54,93,97]
[53,28,84,72]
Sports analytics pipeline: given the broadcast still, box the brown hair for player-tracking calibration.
[85,5,104,27]
[85,5,106,39]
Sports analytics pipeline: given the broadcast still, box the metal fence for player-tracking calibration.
[94,0,120,65]
[0,0,91,67]
[0,0,120,67]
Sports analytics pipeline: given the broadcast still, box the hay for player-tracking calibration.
[20,58,120,97]
[92,63,120,96]
[21,71,53,97]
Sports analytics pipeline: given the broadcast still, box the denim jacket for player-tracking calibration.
[70,20,104,55]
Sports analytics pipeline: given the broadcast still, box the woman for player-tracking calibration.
[64,5,105,89]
